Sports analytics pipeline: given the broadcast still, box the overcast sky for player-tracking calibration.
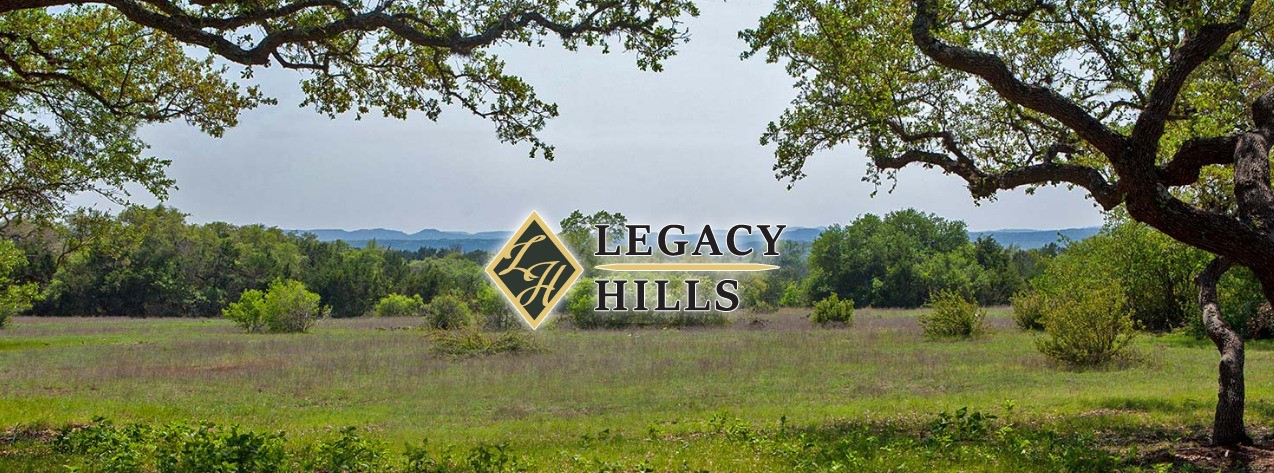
[104,0,1105,233]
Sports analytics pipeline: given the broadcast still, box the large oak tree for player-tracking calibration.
[744,0,1274,445]
[0,0,696,222]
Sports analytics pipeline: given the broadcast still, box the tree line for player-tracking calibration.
[5,206,498,319]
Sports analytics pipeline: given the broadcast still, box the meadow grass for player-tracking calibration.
[0,308,1270,471]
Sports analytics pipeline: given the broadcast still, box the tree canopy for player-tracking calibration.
[0,0,697,222]
[745,0,1274,446]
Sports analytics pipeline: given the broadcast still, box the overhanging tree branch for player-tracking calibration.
[1157,135,1241,186]
[1130,1,1254,153]
[873,147,1124,210]
[910,0,1125,157]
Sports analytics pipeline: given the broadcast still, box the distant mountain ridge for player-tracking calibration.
[968,227,1100,249]
[296,228,511,242]
[289,225,1100,252]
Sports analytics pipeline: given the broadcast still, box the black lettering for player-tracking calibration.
[595,279,627,311]
[715,279,740,312]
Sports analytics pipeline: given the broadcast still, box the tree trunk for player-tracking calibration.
[1198,257,1254,446]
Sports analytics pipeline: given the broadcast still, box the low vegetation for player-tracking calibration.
[428,329,541,357]
[223,279,328,334]
[374,293,426,317]
[421,293,476,330]
[1009,290,1046,331]
[919,290,985,339]
[808,294,853,325]
[1,311,1266,471]
[1036,282,1137,367]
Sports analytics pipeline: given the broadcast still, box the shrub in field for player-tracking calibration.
[474,284,520,330]
[373,293,425,317]
[224,289,270,333]
[809,294,854,325]
[1036,283,1136,367]
[224,279,328,333]
[920,290,985,339]
[564,277,597,318]
[779,282,808,307]
[421,292,476,330]
[1010,290,1046,331]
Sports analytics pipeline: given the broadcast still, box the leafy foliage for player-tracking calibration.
[1010,290,1047,331]
[373,293,426,317]
[421,293,476,330]
[18,206,500,321]
[223,279,328,334]
[1032,220,1267,336]
[919,290,985,339]
[1035,278,1137,367]
[50,418,534,473]
[300,427,389,473]
[0,239,37,328]
[809,294,854,325]
[0,0,698,225]
[804,209,1036,308]
[0,8,263,224]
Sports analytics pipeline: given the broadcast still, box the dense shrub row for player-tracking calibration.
[52,419,528,473]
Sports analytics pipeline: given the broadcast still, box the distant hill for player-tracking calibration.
[291,225,1098,252]
[968,227,1100,249]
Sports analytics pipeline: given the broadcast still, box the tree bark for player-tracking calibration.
[1198,257,1254,446]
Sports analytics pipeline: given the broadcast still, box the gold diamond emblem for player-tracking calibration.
[485,212,582,330]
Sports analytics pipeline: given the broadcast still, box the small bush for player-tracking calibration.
[223,279,329,333]
[301,427,388,473]
[373,293,425,317]
[779,282,808,307]
[809,294,854,325]
[920,290,985,339]
[474,284,520,331]
[1036,283,1136,367]
[422,293,476,330]
[403,440,529,472]
[429,329,541,357]
[1010,290,1046,331]
[157,424,287,473]
[223,289,269,333]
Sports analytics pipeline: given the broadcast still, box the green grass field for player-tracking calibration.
[1,309,1270,471]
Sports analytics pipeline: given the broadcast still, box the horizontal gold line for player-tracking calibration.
[594,263,780,272]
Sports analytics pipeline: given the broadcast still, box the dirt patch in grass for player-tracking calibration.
[1137,441,1274,472]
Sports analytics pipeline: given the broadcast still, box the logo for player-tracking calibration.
[485,212,582,329]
